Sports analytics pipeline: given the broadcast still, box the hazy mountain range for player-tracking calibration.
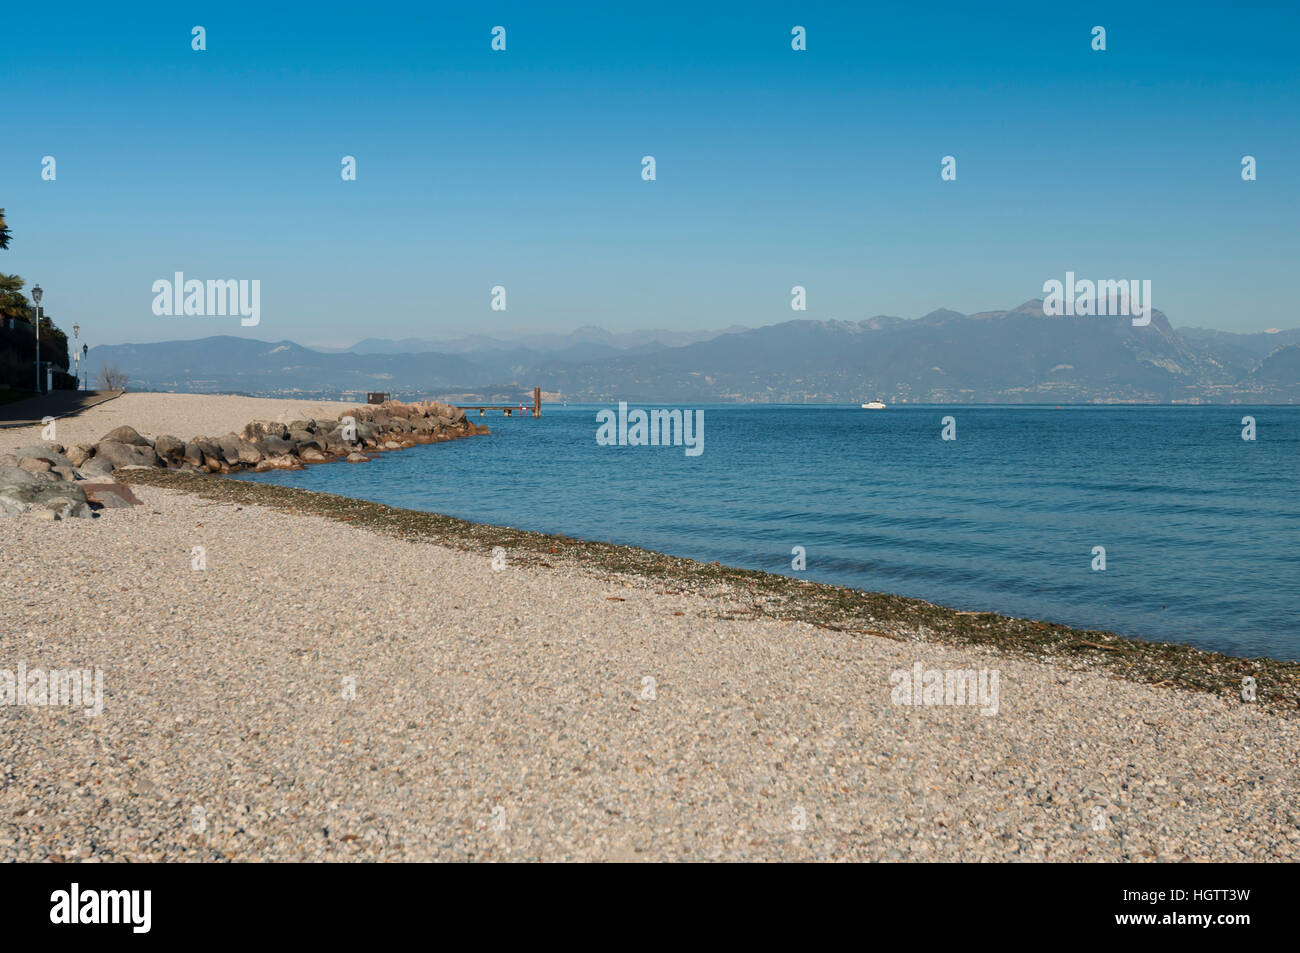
[89,303,1300,403]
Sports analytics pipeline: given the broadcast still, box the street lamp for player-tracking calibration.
[31,284,43,393]
[73,323,80,390]
[82,343,88,391]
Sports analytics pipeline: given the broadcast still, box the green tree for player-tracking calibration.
[0,209,26,323]
[0,209,69,387]
[0,273,30,327]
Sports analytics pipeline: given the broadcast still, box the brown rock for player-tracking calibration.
[83,483,143,507]
[66,444,92,467]
[241,420,287,442]
[346,452,370,463]
[153,435,186,465]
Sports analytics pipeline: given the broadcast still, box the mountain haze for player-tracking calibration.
[90,305,1300,403]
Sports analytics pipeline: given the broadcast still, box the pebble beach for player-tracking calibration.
[1,395,1297,861]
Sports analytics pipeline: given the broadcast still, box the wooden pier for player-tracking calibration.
[457,386,542,417]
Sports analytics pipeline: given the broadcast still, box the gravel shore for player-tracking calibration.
[3,482,1298,861]
[1,395,1297,861]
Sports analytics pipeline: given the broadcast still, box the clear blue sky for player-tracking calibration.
[2,0,1296,347]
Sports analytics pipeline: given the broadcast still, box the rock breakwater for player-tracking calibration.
[0,399,487,519]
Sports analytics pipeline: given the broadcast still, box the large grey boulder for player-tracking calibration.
[101,425,152,447]
[255,434,294,456]
[185,439,221,471]
[13,444,73,467]
[92,440,160,470]
[0,465,42,487]
[42,497,94,520]
[0,480,92,518]
[15,440,64,454]
[153,435,185,465]
[216,433,244,466]
[287,430,322,452]
[77,458,116,478]
[321,426,358,453]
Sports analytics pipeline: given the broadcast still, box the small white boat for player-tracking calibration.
[861,400,886,410]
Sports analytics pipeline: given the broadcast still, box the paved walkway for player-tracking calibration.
[0,390,122,429]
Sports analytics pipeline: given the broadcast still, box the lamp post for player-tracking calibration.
[31,285,43,393]
[73,323,80,390]
[82,343,88,391]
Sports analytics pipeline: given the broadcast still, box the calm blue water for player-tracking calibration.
[235,405,1300,660]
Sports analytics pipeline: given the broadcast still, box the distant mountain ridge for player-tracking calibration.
[89,336,487,396]
[344,325,748,356]
[90,305,1300,402]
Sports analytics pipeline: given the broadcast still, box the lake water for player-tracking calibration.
[234,404,1300,660]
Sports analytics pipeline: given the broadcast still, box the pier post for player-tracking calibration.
[533,386,541,417]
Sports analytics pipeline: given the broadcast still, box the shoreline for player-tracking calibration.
[5,473,1296,860]
[6,393,1294,708]
[123,466,1300,715]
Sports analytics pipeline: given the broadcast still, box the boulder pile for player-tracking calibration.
[0,400,488,519]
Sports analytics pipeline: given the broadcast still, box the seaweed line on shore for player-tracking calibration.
[121,467,1300,717]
